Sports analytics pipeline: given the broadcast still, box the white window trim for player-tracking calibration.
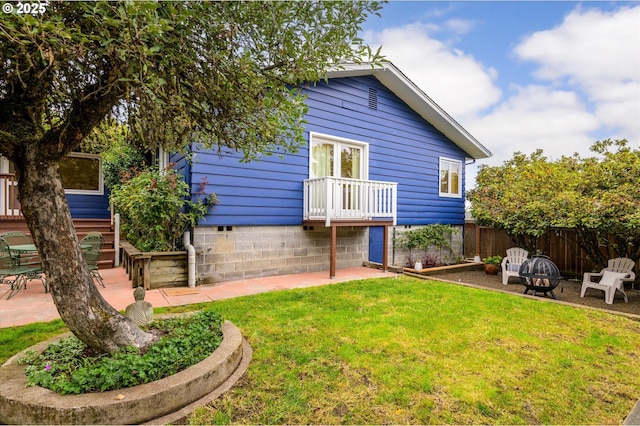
[439,157,462,198]
[63,153,104,195]
[308,132,369,180]
[153,147,170,175]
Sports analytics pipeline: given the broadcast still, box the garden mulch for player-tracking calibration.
[420,269,640,318]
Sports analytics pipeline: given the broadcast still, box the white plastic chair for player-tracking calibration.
[580,258,636,304]
[501,247,529,285]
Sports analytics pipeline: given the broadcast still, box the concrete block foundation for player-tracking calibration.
[194,225,368,284]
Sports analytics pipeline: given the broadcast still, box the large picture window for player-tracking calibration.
[60,153,103,195]
[309,133,368,179]
[439,157,462,198]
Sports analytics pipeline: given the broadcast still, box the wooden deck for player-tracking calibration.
[0,218,116,269]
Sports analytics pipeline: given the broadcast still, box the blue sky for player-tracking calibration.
[360,1,640,189]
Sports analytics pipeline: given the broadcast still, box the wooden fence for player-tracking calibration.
[463,221,639,279]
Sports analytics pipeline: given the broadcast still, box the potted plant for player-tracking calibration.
[482,255,502,275]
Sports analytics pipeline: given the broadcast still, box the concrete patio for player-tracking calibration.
[0,266,397,328]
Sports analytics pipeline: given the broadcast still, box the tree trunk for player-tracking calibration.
[17,150,154,354]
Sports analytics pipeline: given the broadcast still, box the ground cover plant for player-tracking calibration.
[2,277,640,423]
[16,309,223,394]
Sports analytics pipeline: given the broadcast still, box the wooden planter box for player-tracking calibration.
[120,241,188,289]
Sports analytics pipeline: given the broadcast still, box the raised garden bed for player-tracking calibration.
[120,240,188,289]
[0,321,249,425]
[403,260,484,276]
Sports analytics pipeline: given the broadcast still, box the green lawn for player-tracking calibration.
[2,276,639,424]
[193,276,640,424]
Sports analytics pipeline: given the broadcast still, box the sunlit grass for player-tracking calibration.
[190,276,640,425]
[2,275,639,424]
[0,319,67,364]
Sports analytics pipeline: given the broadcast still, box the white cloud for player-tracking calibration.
[364,24,501,121]
[363,4,639,191]
[467,85,599,167]
[514,5,640,143]
[441,18,476,37]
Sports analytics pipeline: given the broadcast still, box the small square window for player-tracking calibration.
[61,153,103,195]
[439,158,462,198]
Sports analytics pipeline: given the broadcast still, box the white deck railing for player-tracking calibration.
[304,177,397,226]
[0,173,20,219]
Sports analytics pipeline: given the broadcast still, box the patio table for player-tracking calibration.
[9,243,91,254]
[3,244,45,296]
[7,243,91,294]
[8,243,38,254]
[7,243,43,290]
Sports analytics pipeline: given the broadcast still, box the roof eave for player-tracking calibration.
[326,63,492,160]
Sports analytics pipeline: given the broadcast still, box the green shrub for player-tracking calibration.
[395,224,458,266]
[482,255,503,265]
[18,309,224,394]
[110,168,217,251]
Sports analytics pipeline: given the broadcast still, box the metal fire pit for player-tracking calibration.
[519,255,562,299]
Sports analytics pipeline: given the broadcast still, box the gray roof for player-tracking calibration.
[326,62,492,160]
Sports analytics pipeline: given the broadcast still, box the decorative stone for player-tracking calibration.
[124,286,154,326]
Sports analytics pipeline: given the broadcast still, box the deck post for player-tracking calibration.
[382,224,389,272]
[330,225,337,278]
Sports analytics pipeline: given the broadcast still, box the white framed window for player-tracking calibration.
[60,153,104,195]
[309,132,368,180]
[439,157,462,198]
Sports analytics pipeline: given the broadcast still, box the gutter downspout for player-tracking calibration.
[184,230,196,288]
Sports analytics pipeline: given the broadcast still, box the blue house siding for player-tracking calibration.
[303,76,468,226]
[66,192,111,219]
[190,150,308,226]
[190,75,468,227]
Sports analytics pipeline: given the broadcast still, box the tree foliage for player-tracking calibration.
[1,1,384,160]
[467,140,640,268]
[0,0,385,353]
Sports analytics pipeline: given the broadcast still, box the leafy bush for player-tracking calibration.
[396,224,458,267]
[482,255,503,265]
[18,309,224,394]
[406,253,441,269]
[110,168,217,251]
[395,224,454,253]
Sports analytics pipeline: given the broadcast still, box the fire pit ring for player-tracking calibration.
[519,255,563,299]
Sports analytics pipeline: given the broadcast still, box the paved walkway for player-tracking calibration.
[0,266,396,328]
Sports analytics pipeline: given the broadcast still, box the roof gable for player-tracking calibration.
[325,63,491,160]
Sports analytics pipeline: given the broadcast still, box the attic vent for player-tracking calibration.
[368,87,378,110]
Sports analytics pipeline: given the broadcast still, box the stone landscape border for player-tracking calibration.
[0,320,250,424]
